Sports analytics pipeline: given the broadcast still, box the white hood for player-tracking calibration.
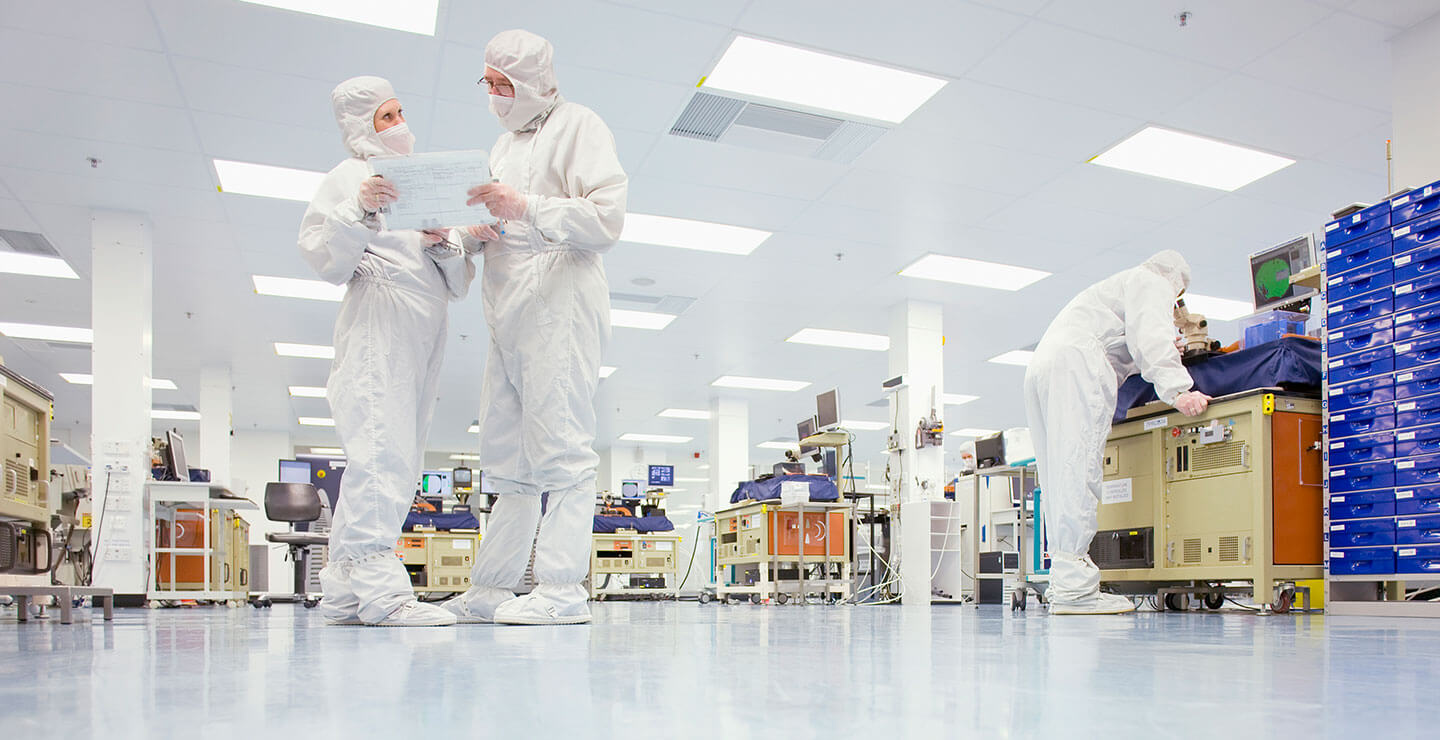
[330,75,397,160]
[1142,249,1191,297]
[484,29,560,132]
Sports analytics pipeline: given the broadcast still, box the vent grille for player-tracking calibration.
[669,90,891,164]
[734,103,842,140]
[440,555,464,567]
[1219,536,1241,562]
[815,123,888,163]
[1183,538,1202,564]
[4,459,26,500]
[1193,442,1247,471]
[0,229,62,257]
[669,92,746,141]
[646,557,668,569]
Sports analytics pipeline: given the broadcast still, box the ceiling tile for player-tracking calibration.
[0,29,183,107]
[0,0,163,51]
[1242,11,1394,110]
[0,82,200,153]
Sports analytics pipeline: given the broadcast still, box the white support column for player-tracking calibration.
[707,397,748,515]
[90,210,153,596]
[888,300,944,606]
[198,366,233,486]
[1393,14,1440,189]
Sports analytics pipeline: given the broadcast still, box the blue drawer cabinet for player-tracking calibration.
[1397,545,1440,573]
[1325,261,1393,303]
[1394,364,1440,399]
[1395,243,1440,284]
[1325,230,1392,276]
[1396,394,1440,429]
[1327,289,1393,331]
[1326,202,1393,247]
[1393,303,1440,342]
[1329,460,1396,493]
[1393,180,1440,225]
[1396,514,1440,545]
[1329,518,1397,547]
[1328,347,1395,385]
[1329,431,1395,466]
[1330,490,1396,520]
[1395,424,1440,458]
[1329,546,1396,575]
[1393,211,1440,255]
[1329,375,1395,412]
[1394,272,1440,313]
[1329,403,1396,439]
[1396,486,1440,516]
[1393,334,1440,371]
[1396,454,1440,486]
[1327,317,1393,357]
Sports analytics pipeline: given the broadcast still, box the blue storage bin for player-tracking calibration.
[1392,303,1440,342]
[1325,202,1392,247]
[1394,364,1440,400]
[1329,460,1396,493]
[1391,179,1440,225]
[1392,211,1440,255]
[1395,394,1440,428]
[1396,514,1440,545]
[1396,454,1440,486]
[1329,490,1396,520]
[1327,289,1393,331]
[1329,431,1395,466]
[1329,517,1397,547]
[1396,485,1440,515]
[1396,545,1440,573]
[1328,402,1396,439]
[1329,374,1395,412]
[1395,243,1440,284]
[1329,546,1396,575]
[1395,424,1440,458]
[1324,230,1392,276]
[1327,346,1395,385]
[1394,334,1440,372]
[1394,271,1440,312]
[1325,261,1393,303]
[1326,317,1393,358]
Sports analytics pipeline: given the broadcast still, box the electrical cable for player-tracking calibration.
[676,525,704,592]
[85,470,115,587]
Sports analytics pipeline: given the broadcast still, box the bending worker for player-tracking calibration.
[298,76,475,627]
[444,30,628,626]
[1024,250,1211,615]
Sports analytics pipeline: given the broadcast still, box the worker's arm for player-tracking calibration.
[1123,273,1196,405]
[429,229,477,301]
[526,108,628,252]
[296,160,378,285]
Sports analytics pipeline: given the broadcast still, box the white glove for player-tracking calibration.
[464,224,501,242]
[467,183,527,220]
[358,176,398,212]
[1173,390,1212,417]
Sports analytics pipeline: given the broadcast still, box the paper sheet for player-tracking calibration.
[780,481,809,506]
[1101,478,1133,505]
[369,149,499,231]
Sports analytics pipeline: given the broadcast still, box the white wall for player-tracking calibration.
[1393,12,1440,189]
[232,429,292,594]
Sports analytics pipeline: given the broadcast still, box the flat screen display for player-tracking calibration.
[816,389,840,430]
[1250,234,1316,312]
[648,465,674,487]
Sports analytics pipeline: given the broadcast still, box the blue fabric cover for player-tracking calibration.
[404,511,481,531]
[1114,336,1322,422]
[730,474,840,504]
[593,515,676,533]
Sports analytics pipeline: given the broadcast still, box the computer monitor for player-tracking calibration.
[1250,234,1317,313]
[816,389,840,431]
[164,429,190,482]
[648,464,674,487]
[452,467,475,493]
[419,469,452,498]
[797,417,818,457]
[620,480,641,498]
[278,459,311,484]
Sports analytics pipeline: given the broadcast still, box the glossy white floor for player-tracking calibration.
[1,600,1435,737]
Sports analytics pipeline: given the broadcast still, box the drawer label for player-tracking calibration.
[1327,222,1340,232]
[1333,468,1347,476]
[1398,255,1414,267]
[1399,313,1417,323]
[1401,548,1418,557]
[1396,195,1412,206]
[1401,432,1418,441]
[1398,461,1416,469]
[1400,372,1417,382]
[1143,417,1168,430]
[1399,343,1415,353]
[1400,519,1417,527]
[1331,524,1345,531]
[1398,284,1415,295]
[1330,551,1345,558]
[1354,213,1365,224]
[1332,495,1347,502]
[1330,360,1344,368]
[1329,330,1345,340]
[1332,441,1346,449]
[1329,276,1344,286]
[1332,413,1347,420]
[1400,402,1418,411]
[1328,248,1343,259]
[1398,490,1416,499]
[1397,225,1414,237]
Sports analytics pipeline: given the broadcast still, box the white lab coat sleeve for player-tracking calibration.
[430,229,477,301]
[1123,272,1195,405]
[524,111,628,252]
[297,163,376,285]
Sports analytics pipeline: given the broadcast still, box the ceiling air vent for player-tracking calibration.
[0,229,62,257]
[669,90,889,164]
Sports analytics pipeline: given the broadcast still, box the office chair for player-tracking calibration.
[252,482,329,609]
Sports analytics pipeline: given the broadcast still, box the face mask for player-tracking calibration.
[377,122,415,155]
[488,92,514,118]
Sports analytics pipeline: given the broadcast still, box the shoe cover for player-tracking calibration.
[443,586,515,623]
[493,585,591,625]
[366,599,458,627]
[1049,591,1137,615]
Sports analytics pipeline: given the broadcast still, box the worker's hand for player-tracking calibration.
[1173,390,1212,417]
[463,223,501,242]
[419,229,447,245]
[358,175,398,212]
[467,182,527,220]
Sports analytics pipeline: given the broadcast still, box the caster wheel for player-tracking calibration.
[776,593,790,605]
[698,592,712,604]
[1163,593,1190,612]
[303,597,320,609]
[1271,588,1294,615]
[1203,593,1225,610]
[750,594,761,605]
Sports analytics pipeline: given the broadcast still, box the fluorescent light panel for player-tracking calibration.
[467,424,480,434]
[704,36,946,124]
[1183,293,1253,321]
[309,447,344,456]
[213,159,326,202]
[275,342,335,359]
[600,366,617,379]
[675,477,709,483]
[298,416,335,427]
[288,386,327,398]
[237,0,438,35]
[696,464,710,470]
[253,275,345,302]
[841,419,889,431]
[1090,126,1295,191]
[943,393,978,406]
[152,409,201,421]
[621,213,772,255]
[951,427,998,437]
[989,350,1034,367]
[0,322,92,344]
[619,433,694,444]
[0,253,78,279]
[60,373,178,390]
[900,254,1050,290]
[611,309,676,330]
[658,408,711,420]
[712,375,810,392]
[787,328,889,352]
[450,453,481,461]
[757,441,796,450]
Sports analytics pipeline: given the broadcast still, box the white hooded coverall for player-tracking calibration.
[298,76,475,624]
[1023,251,1194,606]
[462,31,628,617]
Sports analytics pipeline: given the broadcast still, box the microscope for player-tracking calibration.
[1174,298,1219,361]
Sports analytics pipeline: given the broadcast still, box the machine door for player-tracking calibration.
[1272,412,1324,565]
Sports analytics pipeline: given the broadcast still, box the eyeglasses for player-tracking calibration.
[477,78,515,95]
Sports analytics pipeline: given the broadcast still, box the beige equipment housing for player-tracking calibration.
[590,531,681,599]
[396,530,479,593]
[2,362,52,526]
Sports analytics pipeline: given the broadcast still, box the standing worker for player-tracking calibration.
[443,30,628,626]
[298,76,475,627]
[1024,250,1211,615]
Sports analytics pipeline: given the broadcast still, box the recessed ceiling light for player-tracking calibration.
[1090,126,1295,191]
[988,350,1034,367]
[757,441,797,450]
[213,159,326,202]
[787,328,889,352]
[599,366,617,379]
[152,409,201,421]
[950,427,998,438]
[467,424,480,434]
[712,375,810,392]
[704,36,947,124]
[0,322,93,344]
[237,0,438,35]
[298,416,336,427]
[253,275,346,302]
[841,419,889,431]
[275,342,335,359]
[450,453,481,461]
[942,393,979,406]
[309,447,344,456]
[619,433,694,444]
[900,255,1050,291]
[611,309,676,330]
[621,213,772,256]
[1182,293,1253,321]
[288,386,327,398]
[0,252,78,279]
[675,477,709,483]
[59,373,179,390]
[658,408,711,420]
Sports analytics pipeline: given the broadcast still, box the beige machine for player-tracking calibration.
[156,508,251,599]
[396,530,479,593]
[714,499,852,604]
[589,531,682,599]
[2,362,52,526]
[1095,390,1324,610]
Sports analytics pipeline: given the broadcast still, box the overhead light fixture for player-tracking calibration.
[786,328,889,352]
[467,424,480,434]
[0,322,92,344]
[841,419,889,431]
[697,464,710,471]
[599,366,618,379]
[951,427,998,437]
[59,373,178,390]
[621,213,772,256]
[449,453,481,461]
[253,275,345,302]
[611,309,676,330]
[1090,126,1295,191]
[619,433,694,444]
[658,408,711,420]
[900,254,1050,291]
[237,0,438,35]
[757,441,796,451]
[1182,293,1253,321]
[288,386,327,398]
[213,159,326,202]
[0,252,78,279]
[675,477,709,483]
[275,342,335,359]
[989,350,1034,367]
[298,416,336,427]
[703,36,946,124]
[309,447,344,456]
[942,393,978,406]
[151,409,201,421]
[712,375,810,392]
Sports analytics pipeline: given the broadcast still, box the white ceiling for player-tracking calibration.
[0,0,1432,473]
